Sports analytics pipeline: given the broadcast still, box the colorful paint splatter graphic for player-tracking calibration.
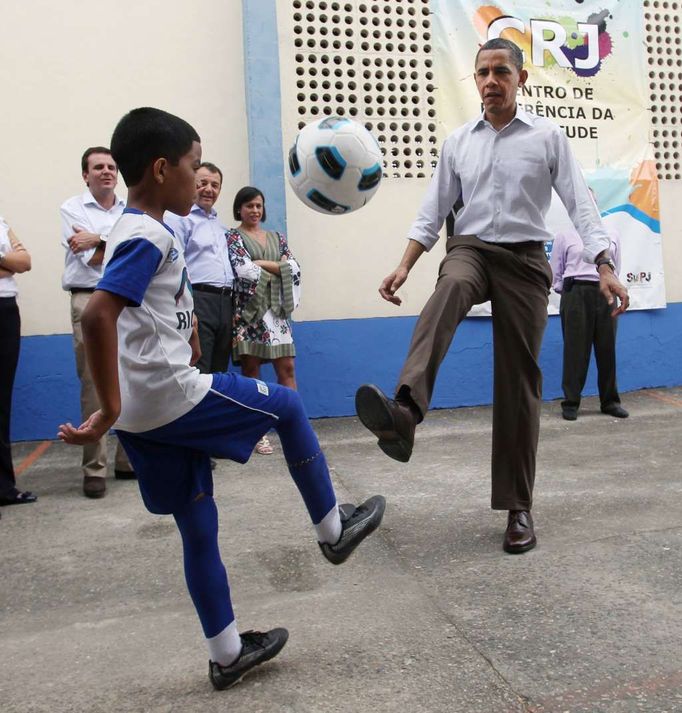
[432,0,666,309]
[472,4,614,76]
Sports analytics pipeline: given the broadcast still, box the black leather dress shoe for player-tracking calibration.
[0,489,38,506]
[503,510,536,554]
[601,404,629,418]
[562,406,578,421]
[355,384,417,462]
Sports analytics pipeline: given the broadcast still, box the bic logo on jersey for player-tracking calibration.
[176,309,195,330]
[174,266,194,330]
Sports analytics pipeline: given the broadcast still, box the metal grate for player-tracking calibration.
[644,0,682,180]
[291,0,438,178]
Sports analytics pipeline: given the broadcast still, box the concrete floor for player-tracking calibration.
[2,387,682,713]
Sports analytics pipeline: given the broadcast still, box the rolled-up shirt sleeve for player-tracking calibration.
[549,232,566,293]
[551,130,610,263]
[407,137,462,251]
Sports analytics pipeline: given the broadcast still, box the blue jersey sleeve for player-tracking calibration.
[97,238,164,307]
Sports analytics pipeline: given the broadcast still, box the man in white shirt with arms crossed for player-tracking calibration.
[355,38,628,554]
[61,146,135,498]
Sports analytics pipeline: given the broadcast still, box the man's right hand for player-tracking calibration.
[379,266,410,305]
[68,226,101,254]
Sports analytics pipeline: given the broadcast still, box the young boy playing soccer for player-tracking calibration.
[58,107,386,690]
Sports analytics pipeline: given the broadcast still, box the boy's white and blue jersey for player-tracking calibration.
[98,208,213,433]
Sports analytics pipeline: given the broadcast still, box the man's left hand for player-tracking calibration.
[599,267,629,316]
[68,226,101,254]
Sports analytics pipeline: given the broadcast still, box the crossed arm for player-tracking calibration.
[0,227,31,278]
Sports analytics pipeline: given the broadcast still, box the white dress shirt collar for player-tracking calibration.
[471,105,535,133]
[81,189,125,211]
[189,203,217,219]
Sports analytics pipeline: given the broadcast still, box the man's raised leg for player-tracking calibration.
[356,239,487,462]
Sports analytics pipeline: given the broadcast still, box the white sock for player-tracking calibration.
[208,620,242,666]
[315,503,342,545]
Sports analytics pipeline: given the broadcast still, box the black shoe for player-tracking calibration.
[114,469,137,480]
[209,628,289,690]
[562,406,578,421]
[355,384,417,462]
[83,476,106,499]
[0,489,38,506]
[319,495,386,565]
[601,404,629,418]
[503,510,537,554]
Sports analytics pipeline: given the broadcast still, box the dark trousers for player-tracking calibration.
[397,235,551,511]
[0,296,20,497]
[193,289,233,374]
[559,282,620,410]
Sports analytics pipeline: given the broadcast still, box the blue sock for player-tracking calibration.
[173,495,234,639]
[274,388,337,525]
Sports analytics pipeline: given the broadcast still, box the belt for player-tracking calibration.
[572,279,599,287]
[192,283,232,295]
[498,240,543,251]
[70,287,96,294]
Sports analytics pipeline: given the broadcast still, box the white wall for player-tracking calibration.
[0,0,249,336]
[1,1,679,334]
[660,181,682,302]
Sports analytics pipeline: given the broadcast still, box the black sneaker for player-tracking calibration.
[209,628,289,690]
[318,495,386,565]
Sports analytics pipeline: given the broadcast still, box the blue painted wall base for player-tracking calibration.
[11,303,682,441]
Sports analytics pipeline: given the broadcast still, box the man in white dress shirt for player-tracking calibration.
[355,38,629,554]
[61,146,135,498]
[165,162,234,374]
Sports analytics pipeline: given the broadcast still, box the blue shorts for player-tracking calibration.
[116,372,286,514]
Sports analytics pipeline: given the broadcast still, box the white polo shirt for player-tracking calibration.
[98,209,212,433]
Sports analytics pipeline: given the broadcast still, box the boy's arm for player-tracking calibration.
[58,290,128,444]
[189,312,201,366]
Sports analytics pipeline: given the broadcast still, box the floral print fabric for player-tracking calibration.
[227,228,301,361]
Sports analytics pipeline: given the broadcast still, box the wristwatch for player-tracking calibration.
[596,256,616,273]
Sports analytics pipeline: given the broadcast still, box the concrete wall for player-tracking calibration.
[6,0,682,441]
[0,0,249,336]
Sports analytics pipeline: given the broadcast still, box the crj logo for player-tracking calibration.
[488,16,604,73]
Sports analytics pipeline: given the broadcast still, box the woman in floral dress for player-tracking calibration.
[227,187,301,455]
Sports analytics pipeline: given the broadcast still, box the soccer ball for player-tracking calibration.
[287,116,383,215]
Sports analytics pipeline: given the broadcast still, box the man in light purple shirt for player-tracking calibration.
[355,38,629,555]
[551,221,628,421]
[165,162,234,374]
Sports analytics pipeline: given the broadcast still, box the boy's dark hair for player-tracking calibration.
[233,186,266,222]
[476,38,524,71]
[199,161,223,184]
[81,146,113,173]
[110,107,200,187]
